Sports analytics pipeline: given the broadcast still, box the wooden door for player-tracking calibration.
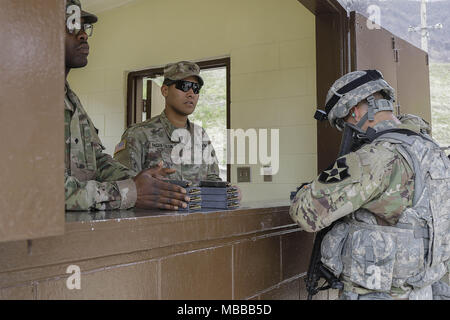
[395,37,431,123]
[350,12,399,111]
[350,12,431,123]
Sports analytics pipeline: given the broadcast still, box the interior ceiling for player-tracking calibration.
[81,0,138,14]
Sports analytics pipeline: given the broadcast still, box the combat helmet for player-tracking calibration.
[315,70,395,131]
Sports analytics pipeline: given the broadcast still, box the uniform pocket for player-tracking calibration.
[428,172,450,267]
[393,231,425,283]
[80,122,96,171]
[321,221,350,277]
[347,229,396,292]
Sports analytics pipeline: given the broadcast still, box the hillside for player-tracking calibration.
[340,0,450,62]
[429,62,450,149]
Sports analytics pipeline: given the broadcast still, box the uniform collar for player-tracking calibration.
[372,119,399,132]
[64,81,75,112]
[160,110,193,142]
[372,118,422,135]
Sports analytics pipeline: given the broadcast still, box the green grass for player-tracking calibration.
[430,62,450,152]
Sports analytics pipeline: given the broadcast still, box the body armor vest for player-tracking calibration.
[321,131,450,294]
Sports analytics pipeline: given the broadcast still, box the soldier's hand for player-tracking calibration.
[133,162,190,210]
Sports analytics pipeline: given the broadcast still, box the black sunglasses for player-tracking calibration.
[172,80,202,94]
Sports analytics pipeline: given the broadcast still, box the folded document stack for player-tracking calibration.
[201,186,240,209]
[183,186,202,211]
[167,180,240,212]
[167,180,202,212]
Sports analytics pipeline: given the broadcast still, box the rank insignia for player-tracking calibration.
[318,157,350,184]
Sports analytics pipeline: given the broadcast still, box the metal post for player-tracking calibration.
[408,0,443,53]
[420,0,428,52]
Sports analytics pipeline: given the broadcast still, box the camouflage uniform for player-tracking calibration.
[114,111,221,185]
[64,1,137,211]
[291,116,450,299]
[113,61,221,185]
[65,82,137,211]
[291,70,450,300]
[290,118,416,233]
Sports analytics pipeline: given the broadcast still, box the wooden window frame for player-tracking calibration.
[126,57,231,182]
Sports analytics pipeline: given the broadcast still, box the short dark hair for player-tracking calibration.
[163,78,175,86]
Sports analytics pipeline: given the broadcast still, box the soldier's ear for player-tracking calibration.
[161,85,169,98]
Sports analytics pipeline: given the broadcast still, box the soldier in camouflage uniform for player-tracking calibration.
[114,61,222,185]
[64,0,189,211]
[290,70,450,300]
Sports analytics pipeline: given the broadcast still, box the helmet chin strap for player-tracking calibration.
[354,94,395,132]
[356,112,370,130]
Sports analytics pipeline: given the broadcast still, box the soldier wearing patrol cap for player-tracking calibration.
[290,70,450,300]
[114,61,224,186]
[64,1,189,211]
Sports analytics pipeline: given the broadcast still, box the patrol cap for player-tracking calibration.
[163,61,204,87]
[66,0,98,24]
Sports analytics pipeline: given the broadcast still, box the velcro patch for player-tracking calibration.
[114,140,127,155]
[318,157,350,184]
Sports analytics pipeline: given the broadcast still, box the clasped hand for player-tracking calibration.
[133,161,189,210]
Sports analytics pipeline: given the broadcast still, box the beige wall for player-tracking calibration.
[68,0,317,202]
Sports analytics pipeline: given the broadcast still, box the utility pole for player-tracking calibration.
[408,0,443,53]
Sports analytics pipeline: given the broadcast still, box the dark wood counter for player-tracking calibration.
[0,201,335,300]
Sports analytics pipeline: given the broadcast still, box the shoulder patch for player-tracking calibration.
[114,140,127,155]
[318,157,350,184]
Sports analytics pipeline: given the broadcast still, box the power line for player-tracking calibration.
[408,0,443,52]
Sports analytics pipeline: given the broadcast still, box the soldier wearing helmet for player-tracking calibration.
[290,70,450,300]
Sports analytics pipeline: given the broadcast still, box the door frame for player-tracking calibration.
[298,0,351,172]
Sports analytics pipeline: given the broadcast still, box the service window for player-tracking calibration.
[127,58,230,181]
